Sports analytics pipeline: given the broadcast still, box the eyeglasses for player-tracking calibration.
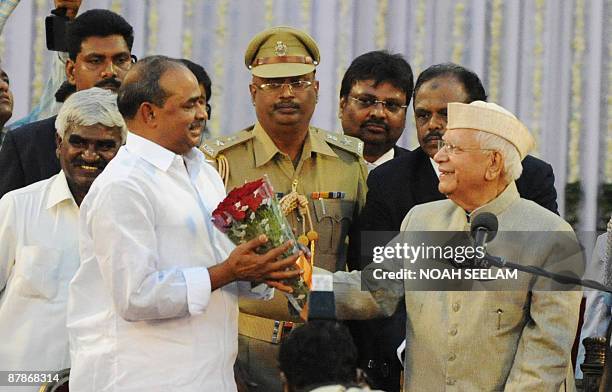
[348,96,408,114]
[81,54,136,72]
[255,80,313,92]
[436,140,497,154]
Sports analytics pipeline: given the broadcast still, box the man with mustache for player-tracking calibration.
[0,63,13,147]
[67,56,301,391]
[339,50,413,172]
[0,8,134,198]
[202,26,368,391]
[0,87,126,392]
[349,63,559,392]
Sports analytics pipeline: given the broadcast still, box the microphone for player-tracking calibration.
[468,213,612,293]
[470,212,498,249]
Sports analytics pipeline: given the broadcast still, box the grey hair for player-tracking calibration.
[55,87,128,143]
[475,131,523,182]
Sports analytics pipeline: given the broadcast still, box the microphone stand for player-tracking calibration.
[478,253,612,294]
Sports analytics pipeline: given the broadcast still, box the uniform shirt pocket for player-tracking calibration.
[13,246,62,299]
[312,199,354,253]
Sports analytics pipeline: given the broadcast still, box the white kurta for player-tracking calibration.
[67,132,269,392]
[0,172,79,392]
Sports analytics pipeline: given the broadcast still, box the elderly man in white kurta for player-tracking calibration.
[329,101,582,391]
[0,88,126,391]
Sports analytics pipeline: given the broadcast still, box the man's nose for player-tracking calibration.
[196,102,207,121]
[100,60,117,78]
[0,79,8,92]
[433,146,448,163]
[427,113,445,130]
[369,101,387,118]
[82,144,100,161]
[279,83,295,98]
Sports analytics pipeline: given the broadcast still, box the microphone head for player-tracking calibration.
[471,212,499,242]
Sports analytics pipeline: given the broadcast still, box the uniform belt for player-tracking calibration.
[238,312,302,344]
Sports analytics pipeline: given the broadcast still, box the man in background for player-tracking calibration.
[339,50,413,172]
[0,88,125,391]
[0,8,134,198]
[279,321,383,392]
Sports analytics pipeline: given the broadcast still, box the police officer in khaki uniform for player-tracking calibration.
[202,26,367,391]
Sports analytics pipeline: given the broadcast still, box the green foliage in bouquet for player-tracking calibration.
[212,177,309,311]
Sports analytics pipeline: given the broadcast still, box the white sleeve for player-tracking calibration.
[86,181,213,321]
[0,193,16,292]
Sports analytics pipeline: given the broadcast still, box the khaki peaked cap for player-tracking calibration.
[244,26,320,78]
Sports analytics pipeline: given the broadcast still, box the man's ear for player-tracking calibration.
[65,59,77,86]
[249,83,257,105]
[485,150,504,181]
[338,96,347,119]
[55,133,62,159]
[140,103,157,126]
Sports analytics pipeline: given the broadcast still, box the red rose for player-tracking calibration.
[243,194,264,211]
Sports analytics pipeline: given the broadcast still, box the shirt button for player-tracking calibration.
[449,327,458,336]
[448,353,456,361]
[452,303,460,312]
[446,377,456,385]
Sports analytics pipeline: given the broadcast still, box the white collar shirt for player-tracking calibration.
[67,132,266,392]
[366,147,395,173]
[0,171,79,390]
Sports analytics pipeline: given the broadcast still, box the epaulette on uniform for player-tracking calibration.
[201,129,255,187]
[200,130,255,159]
[312,127,364,158]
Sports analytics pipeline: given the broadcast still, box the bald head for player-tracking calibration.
[117,55,190,120]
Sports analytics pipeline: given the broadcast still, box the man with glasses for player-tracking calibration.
[0,9,135,198]
[202,26,368,392]
[339,50,413,172]
[349,63,559,392]
[330,100,581,391]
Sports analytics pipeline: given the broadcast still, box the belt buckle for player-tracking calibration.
[272,320,281,344]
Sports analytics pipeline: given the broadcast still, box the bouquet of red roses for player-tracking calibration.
[211,176,311,311]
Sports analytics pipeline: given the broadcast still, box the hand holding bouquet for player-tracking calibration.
[212,177,311,311]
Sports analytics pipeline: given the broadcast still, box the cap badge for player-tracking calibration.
[274,41,288,56]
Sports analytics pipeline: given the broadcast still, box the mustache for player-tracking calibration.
[274,101,300,110]
[361,120,388,131]
[73,160,105,170]
[423,131,444,143]
[190,120,205,131]
[95,78,121,90]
